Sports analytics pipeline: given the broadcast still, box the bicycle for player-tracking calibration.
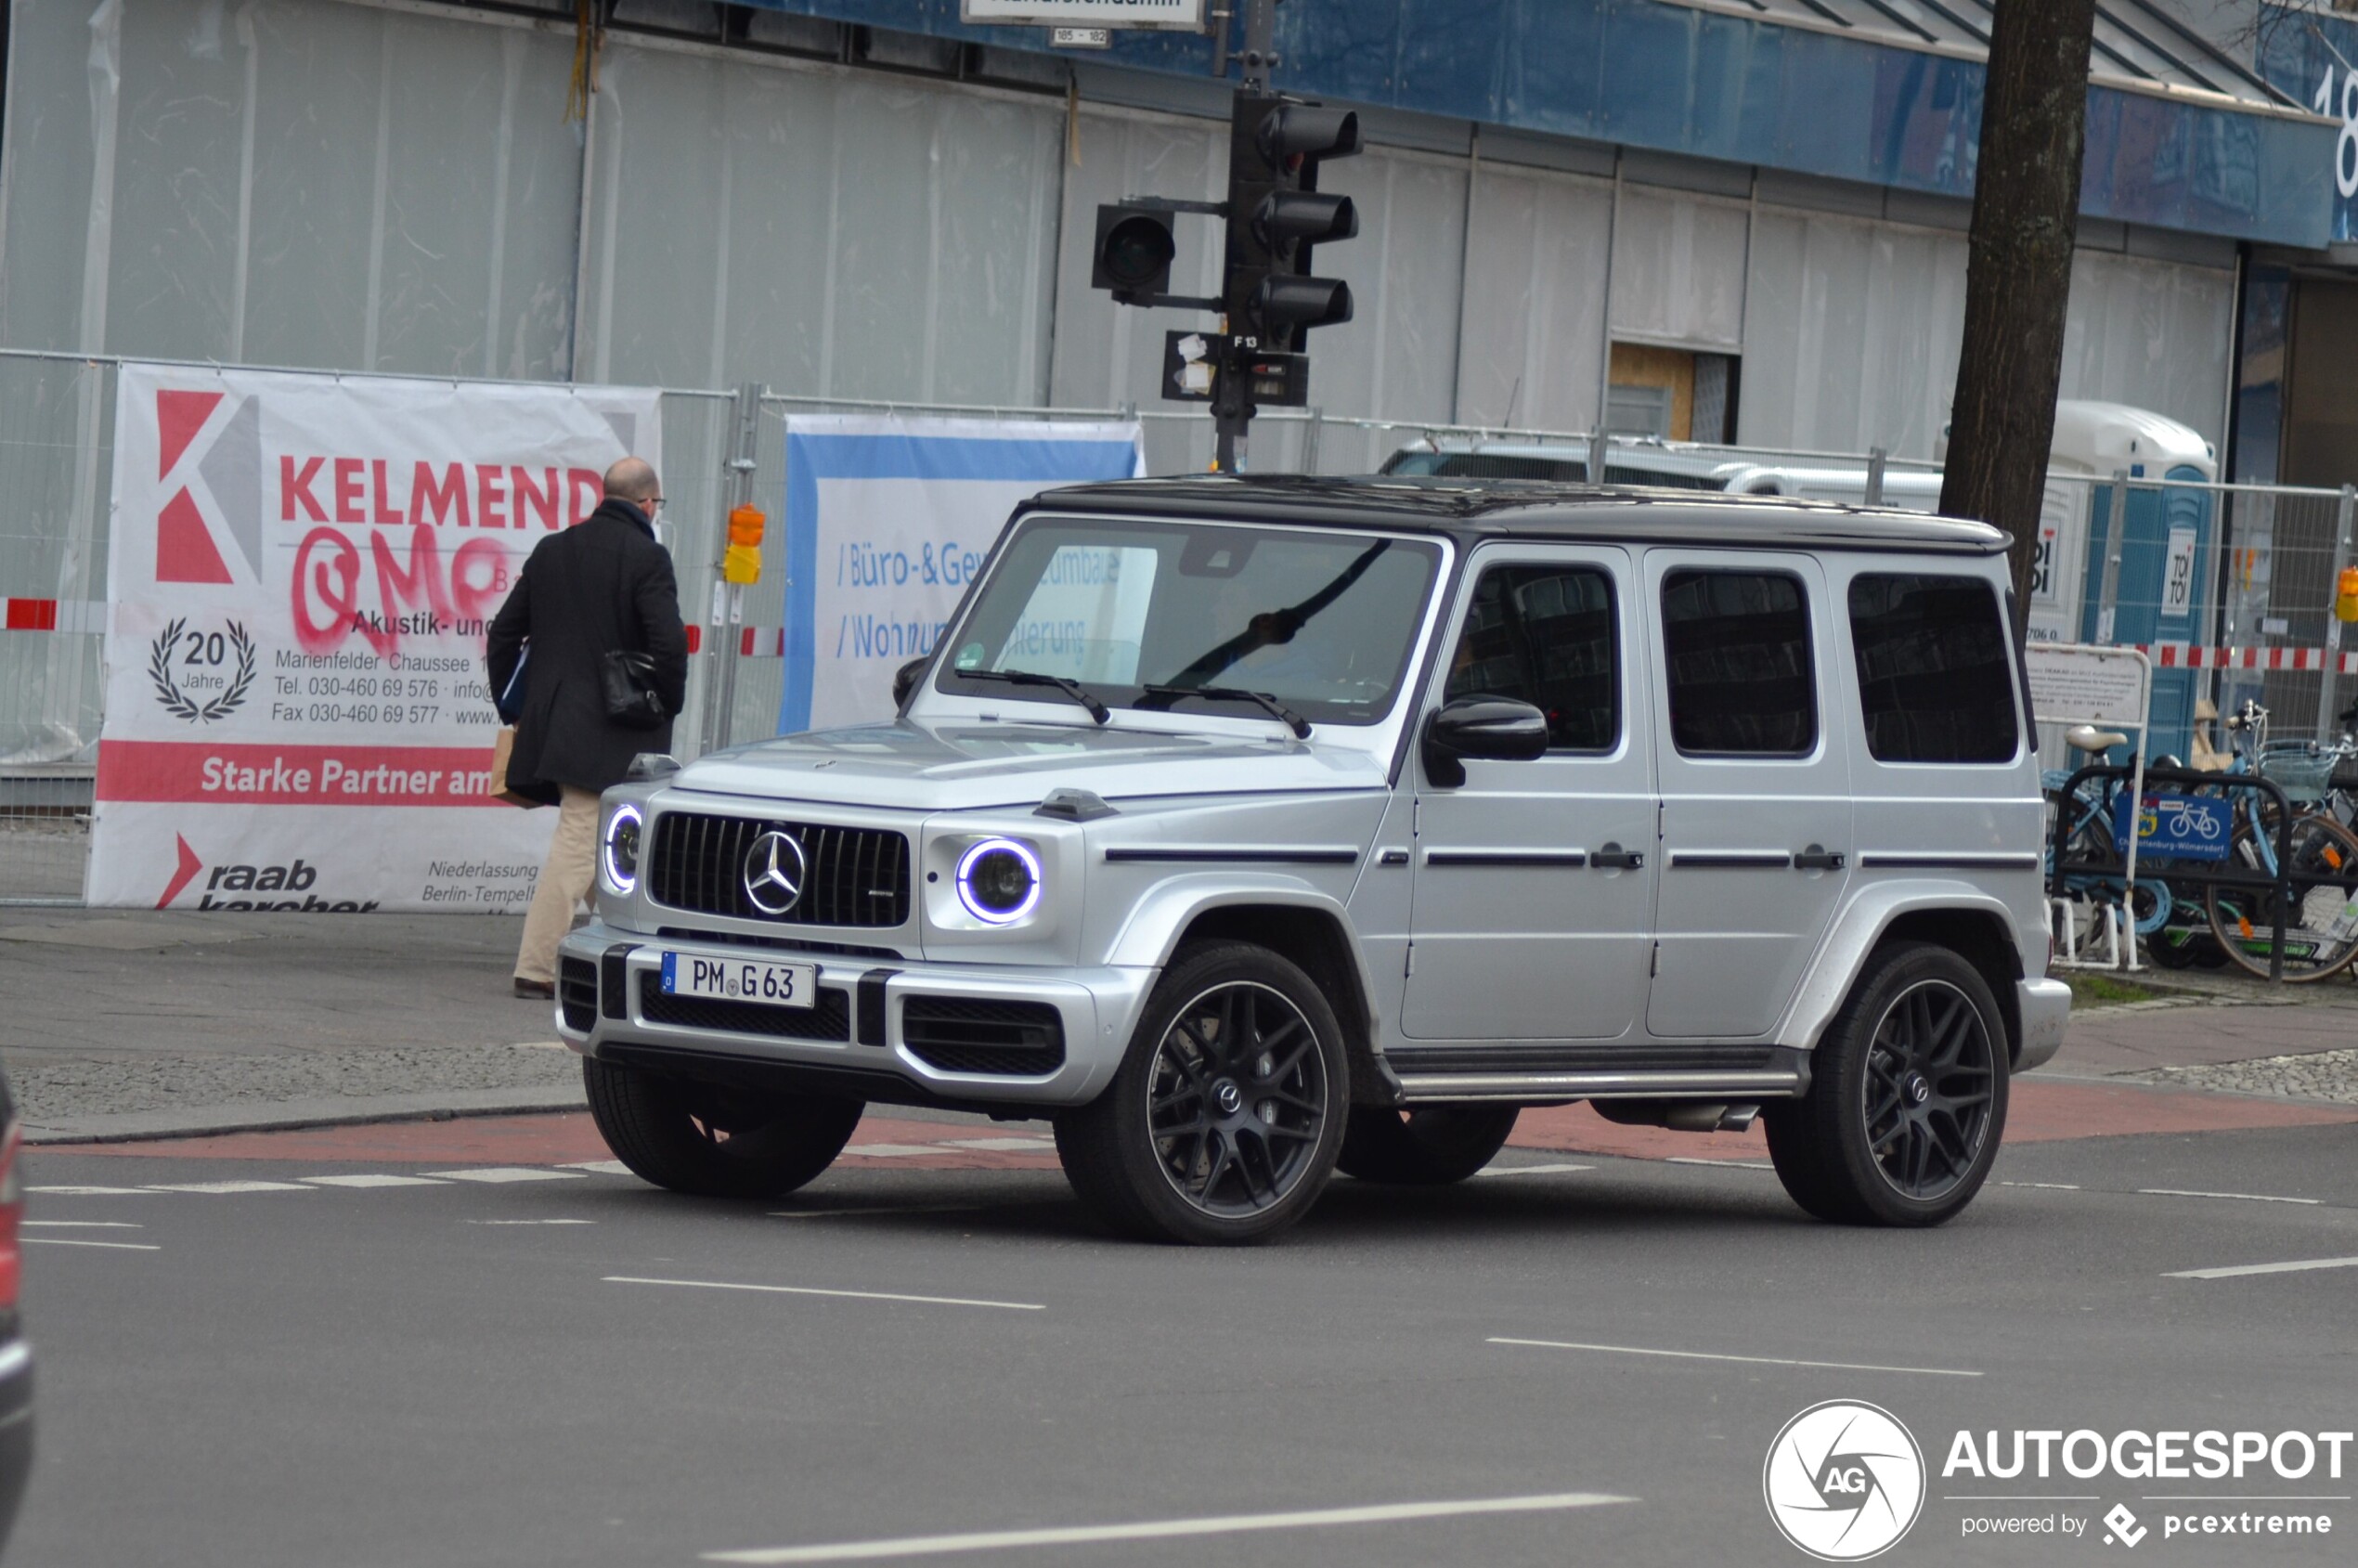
[2199,702,2358,983]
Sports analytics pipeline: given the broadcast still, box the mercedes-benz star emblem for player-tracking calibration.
[742,831,809,916]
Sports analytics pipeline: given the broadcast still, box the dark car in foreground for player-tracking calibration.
[0,1059,32,1551]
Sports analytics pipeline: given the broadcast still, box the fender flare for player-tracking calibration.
[1779,883,2031,1056]
[1099,874,1397,1102]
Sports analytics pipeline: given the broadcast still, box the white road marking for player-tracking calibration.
[1489,1336,1981,1379]
[836,1145,947,1159]
[770,1206,989,1221]
[1472,1162,1595,1179]
[605,1276,1043,1313]
[421,1167,587,1184]
[142,1180,312,1194]
[2165,1255,2358,1280]
[558,1160,633,1175]
[703,1491,1635,1565]
[2138,1187,2320,1206]
[941,1137,1057,1152]
[468,1218,596,1226]
[22,1220,141,1228]
[26,1185,149,1196]
[302,1174,451,1188]
[1999,1181,2081,1190]
[1662,1157,1774,1171]
[22,1238,161,1251]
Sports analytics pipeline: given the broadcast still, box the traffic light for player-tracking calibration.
[1090,203,1178,304]
[1225,94,1360,351]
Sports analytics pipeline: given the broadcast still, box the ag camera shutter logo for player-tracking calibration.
[1764,1400,1926,1561]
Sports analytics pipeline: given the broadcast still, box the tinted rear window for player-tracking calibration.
[1848,574,2020,764]
[1661,570,1817,757]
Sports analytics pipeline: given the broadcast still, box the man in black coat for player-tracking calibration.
[488,457,688,997]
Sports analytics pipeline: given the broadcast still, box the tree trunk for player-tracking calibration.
[1938,0,2099,634]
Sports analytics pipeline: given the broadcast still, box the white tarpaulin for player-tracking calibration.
[88,364,660,913]
[779,415,1145,734]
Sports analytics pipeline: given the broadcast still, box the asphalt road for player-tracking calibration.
[11,1116,2358,1568]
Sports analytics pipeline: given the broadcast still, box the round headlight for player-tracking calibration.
[602,804,643,894]
[955,837,1041,925]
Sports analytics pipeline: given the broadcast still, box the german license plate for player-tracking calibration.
[659,952,817,1010]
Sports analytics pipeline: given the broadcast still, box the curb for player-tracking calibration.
[21,1083,590,1147]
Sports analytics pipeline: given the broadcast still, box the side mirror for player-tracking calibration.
[1421,695,1550,786]
[892,655,930,709]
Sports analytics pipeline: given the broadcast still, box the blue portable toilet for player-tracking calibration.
[2054,404,2219,761]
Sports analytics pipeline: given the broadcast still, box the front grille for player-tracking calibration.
[901,997,1066,1077]
[648,812,910,928]
[656,927,902,961]
[558,957,599,1030]
[641,982,854,1043]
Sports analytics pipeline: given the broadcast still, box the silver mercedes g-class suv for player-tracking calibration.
[559,476,2068,1245]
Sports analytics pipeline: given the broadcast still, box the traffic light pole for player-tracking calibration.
[1214,0,1280,471]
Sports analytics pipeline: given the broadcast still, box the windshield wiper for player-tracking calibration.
[1140,683,1311,739]
[955,668,1110,724]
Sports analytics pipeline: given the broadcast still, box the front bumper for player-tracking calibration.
[2015,976,2071,1072]
[554,923,1154,1109]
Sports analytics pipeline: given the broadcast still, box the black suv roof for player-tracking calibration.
[1026,475,2010,555]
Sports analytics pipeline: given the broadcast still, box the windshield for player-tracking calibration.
[936,517,1445,728]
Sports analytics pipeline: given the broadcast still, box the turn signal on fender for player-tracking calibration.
[724,504,766,586]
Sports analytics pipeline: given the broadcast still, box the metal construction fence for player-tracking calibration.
[5,343,2354,903]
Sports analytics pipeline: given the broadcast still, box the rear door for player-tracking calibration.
[1645,551,1853,1039]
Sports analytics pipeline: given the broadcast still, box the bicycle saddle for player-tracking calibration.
[2065,725,2128,753]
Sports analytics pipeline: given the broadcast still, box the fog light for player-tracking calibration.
[955,838,1041,925]
[602,804,642,894]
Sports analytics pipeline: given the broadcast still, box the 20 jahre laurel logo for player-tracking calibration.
[148,617,255,725]
[1764,1400,1927,1562]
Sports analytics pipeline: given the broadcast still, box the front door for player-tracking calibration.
[1645,551,1853,1039]
[1403,546,1655,1042]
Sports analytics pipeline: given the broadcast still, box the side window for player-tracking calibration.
[1848,573,2020,763]
[1444,564,1620,752]
[1661,569,1816,756]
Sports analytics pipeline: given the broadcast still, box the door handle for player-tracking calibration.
[1794,846,1846,872]
[1592,843,1645,870]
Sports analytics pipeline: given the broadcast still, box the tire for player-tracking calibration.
[1336,1105,1521,1185]
[2204,814,2358,983]
[1763,941,2009,1227]
[583,1056,863,1199]
[1055,941,1349,1245]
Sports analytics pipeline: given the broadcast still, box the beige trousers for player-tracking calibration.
[515,785,602,984]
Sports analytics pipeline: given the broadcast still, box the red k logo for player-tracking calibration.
[153,389,263,586]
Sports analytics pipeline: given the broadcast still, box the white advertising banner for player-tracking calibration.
[960,1,1207,29]
[89,364,660,913]
[778,415,1146,734]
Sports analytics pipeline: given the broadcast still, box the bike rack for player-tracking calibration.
[2048,762,2298,984]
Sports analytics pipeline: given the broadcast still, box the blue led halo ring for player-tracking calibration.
[602,803,644,894]
[954,836,1043,925]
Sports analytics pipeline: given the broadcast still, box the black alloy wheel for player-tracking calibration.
[1764,940,2009,1227]
[1859,979,1998,1203]
[1056,941,1349,1245]
[1144,980,1329,1217]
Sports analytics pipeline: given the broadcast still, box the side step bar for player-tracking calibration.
[1393,1069,1806,1105]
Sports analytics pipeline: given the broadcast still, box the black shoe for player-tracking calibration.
[513,978,555,999]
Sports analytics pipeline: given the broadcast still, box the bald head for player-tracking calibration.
[603,457,660,505]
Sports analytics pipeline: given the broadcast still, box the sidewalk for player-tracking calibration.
[2,907,2352,1144]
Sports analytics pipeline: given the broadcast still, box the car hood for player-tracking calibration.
[665,720,1391,812]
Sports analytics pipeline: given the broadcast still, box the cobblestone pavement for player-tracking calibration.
[10,1040,581,1121]
[2129,1046,2358,1105]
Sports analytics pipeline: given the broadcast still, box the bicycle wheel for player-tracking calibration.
[2204,813,2358,982]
